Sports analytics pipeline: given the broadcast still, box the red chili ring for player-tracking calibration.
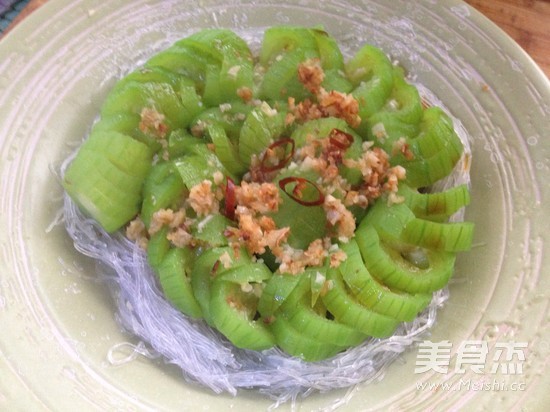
[224,177,237,220]
[328,128,354,150]
[211,259,221,277]
[260,137,295,172]
[278,176,325,206]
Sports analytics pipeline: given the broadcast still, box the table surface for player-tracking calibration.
[2,0,549,79]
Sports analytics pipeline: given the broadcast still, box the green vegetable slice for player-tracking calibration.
[207,123,247,176]
[347,44,394,130]
[312,27,344,71]
[177,76,204,122]
[376,67,423,125]
[398,115,464,188]
[166,129,203,159]
[323,268,400,337]
[366,67,423,148]
[209,279,275,351]
[140,162,185,229]
[63,132,153,232]
[147,227,171,270]
[186,29,255,106]
[238,105,286,167]
[78,130,153,178]
[408,107,462,159]
[277,272,367,347]
[90,113,163,151]
[338,239,431,321]
[174,143,234,188]
[191,101,253,142]
[355,225,456,293]
[100,81,190,131]
[402,218,474,252]
[217,262,272,284]
[290,116,348,146]
[110,66,182,94]
[192,214,233,247]
[362,200,417,240]
[259,26,318,66]
[190,248,227,326]
[257,272,303,317]
[269,314,344,362]
[157,247,202,318]
[281,294,366,347]
[401,144,463,188]
[398,183,471,222]
[144,43,216,90]
[259,47,318,101]
[271,170,327,249]
[191,247,253,325]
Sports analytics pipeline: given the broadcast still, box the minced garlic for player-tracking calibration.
[188,180,220,217]
[288,60,361,128]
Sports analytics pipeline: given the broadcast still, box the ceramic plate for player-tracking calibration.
[1,0,548,410]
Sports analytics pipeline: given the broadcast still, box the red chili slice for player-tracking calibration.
[278,176,325,206]
[328,128,354,150]
[211,260,221,277]
[224,177,236,220]
[260,138,295,173]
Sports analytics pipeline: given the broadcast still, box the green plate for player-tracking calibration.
[0,0,548,410]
